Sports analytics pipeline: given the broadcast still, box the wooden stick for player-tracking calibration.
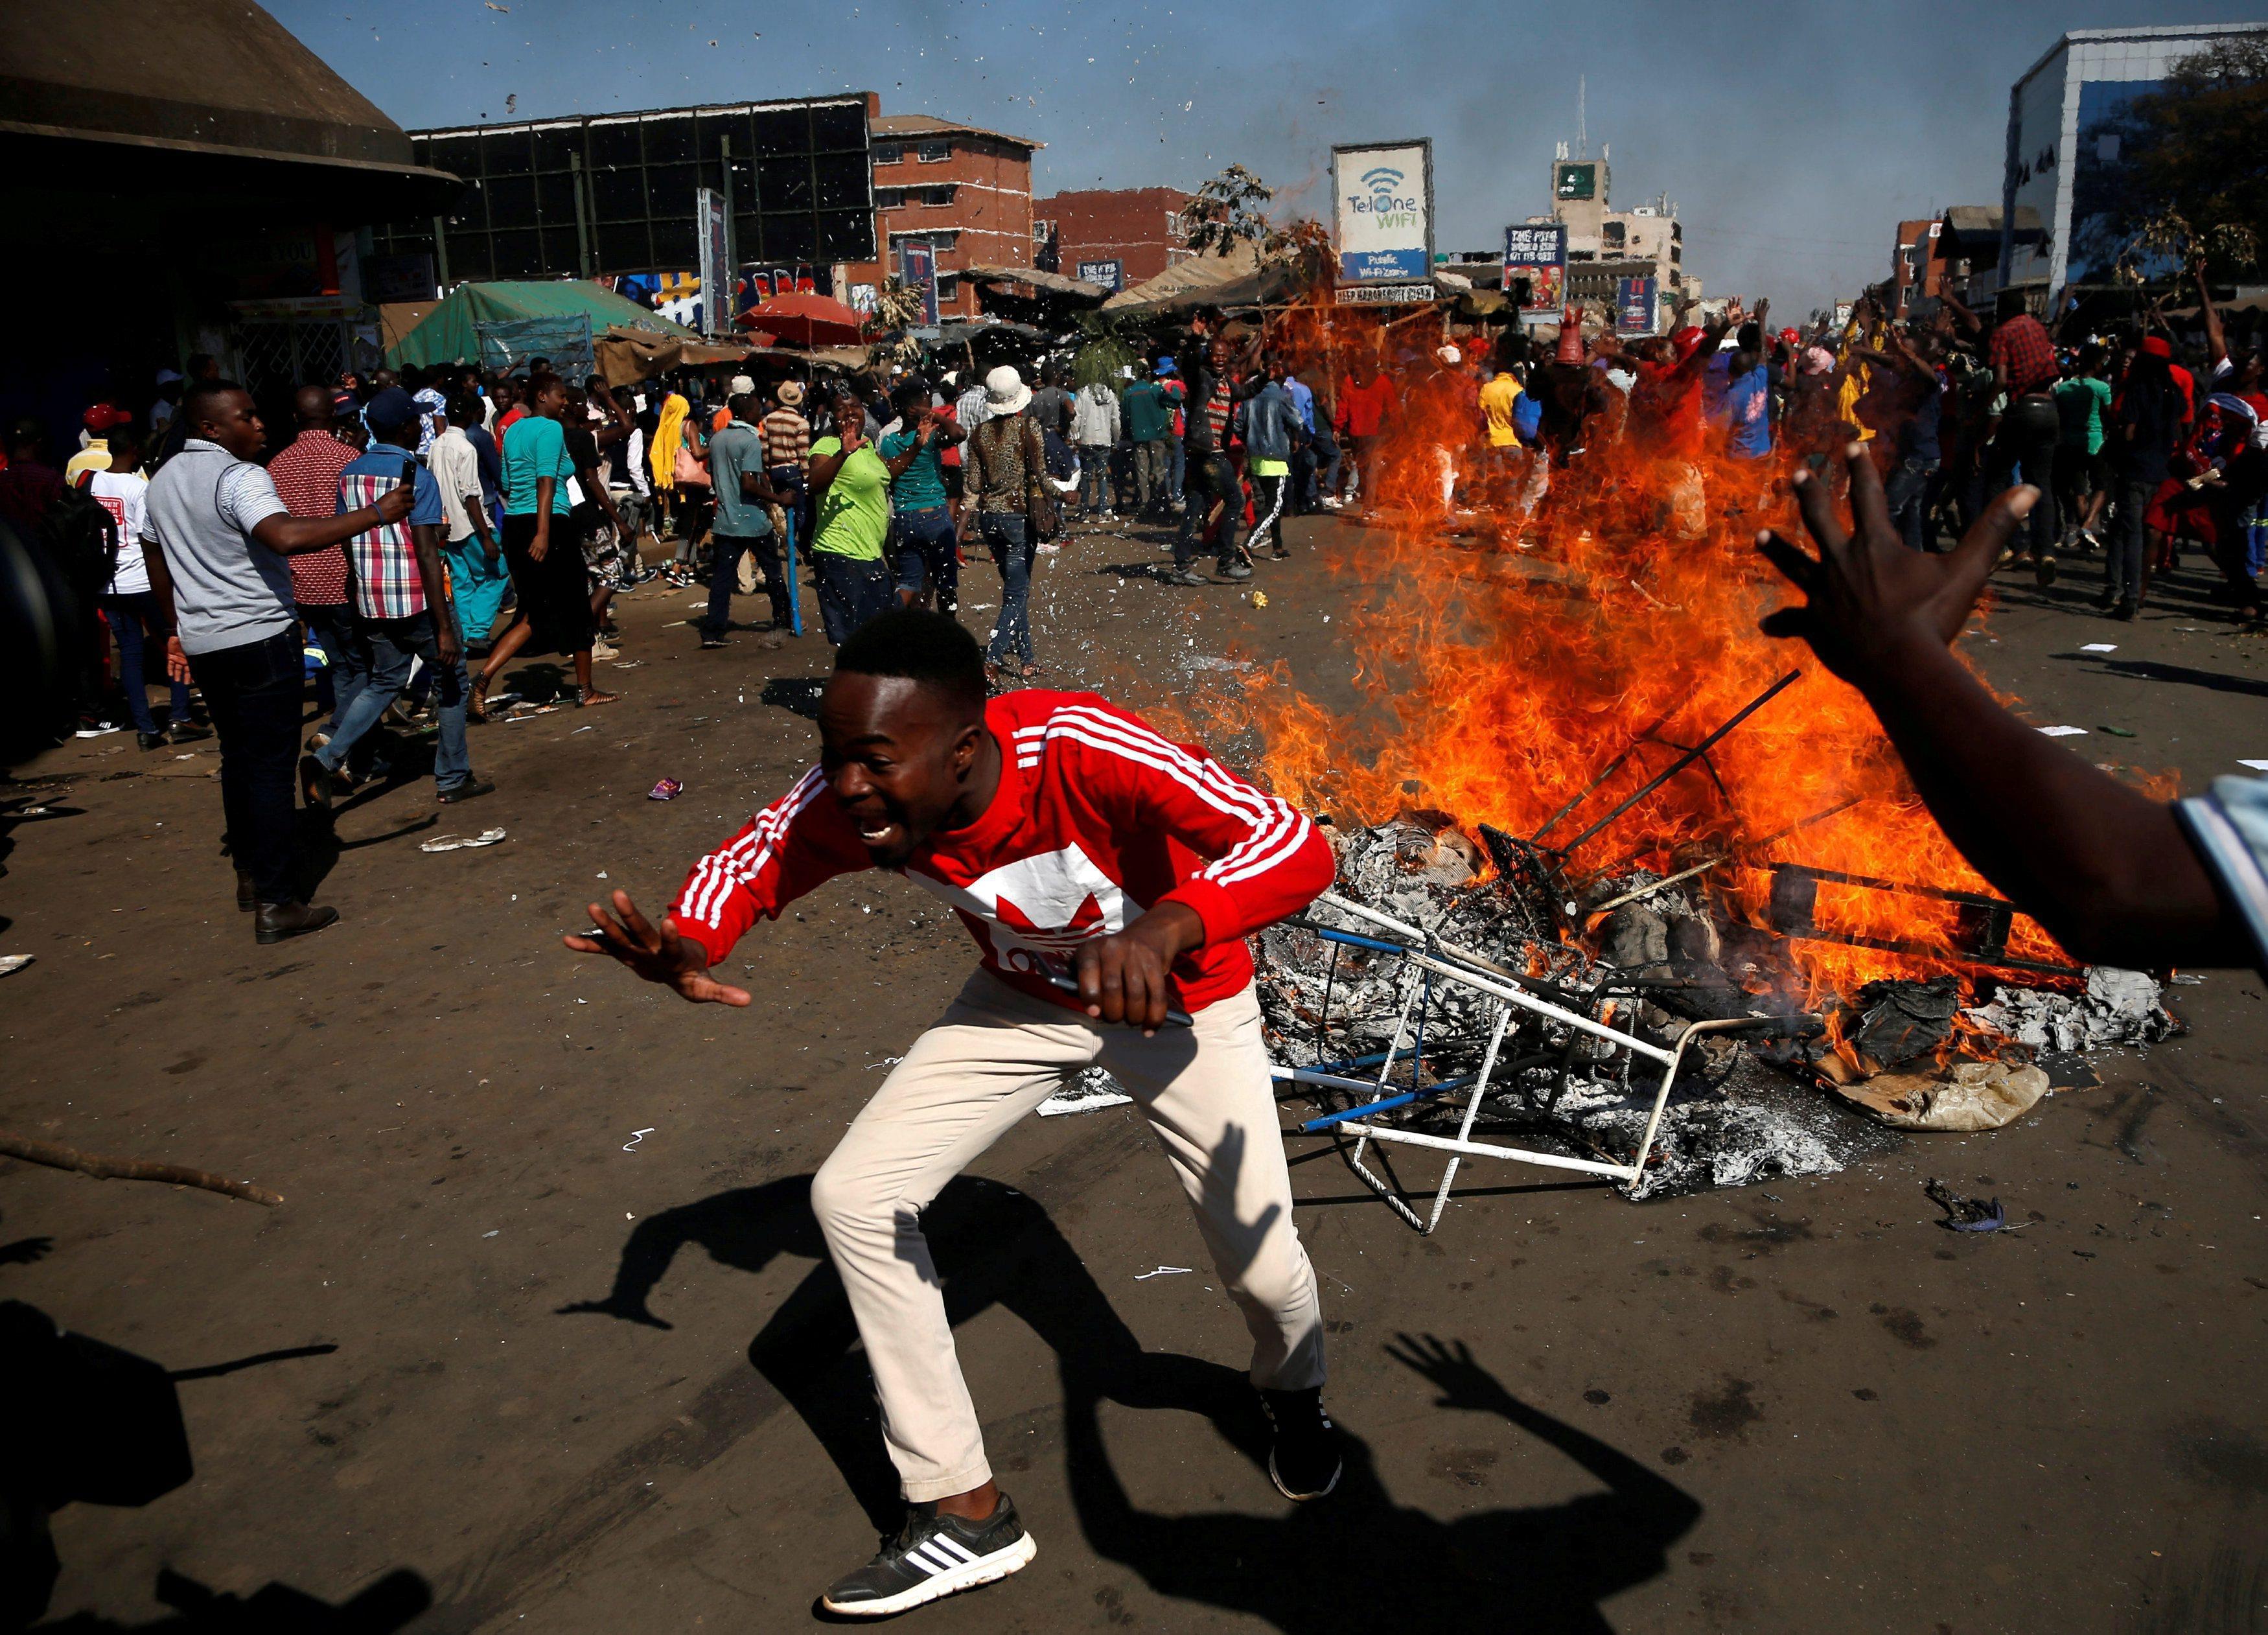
[0,1129,283,1207]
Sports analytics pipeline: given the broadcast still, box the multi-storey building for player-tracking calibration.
[845,113,1041,319]
[1032,186,1192,293]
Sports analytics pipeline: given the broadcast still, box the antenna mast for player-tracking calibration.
[1578,75,1587,159]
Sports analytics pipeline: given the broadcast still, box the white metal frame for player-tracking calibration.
[1279,892,1749,1233]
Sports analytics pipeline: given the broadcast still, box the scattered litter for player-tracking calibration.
[0,955,32,978]
[1134,1266,1194,1280]
[1966,966,2177,1053]
[2079,643,2118,653]
[487,691,524,708]
[2099,726,2136,737]
[1184,656,1254,673]
[1251,590,1269,608]
[174,752,196,760]
[573,725,594,734]
[1925,1177,2011,1233]
[1037,1066,1134,1117]
[649,778,683,801]
[1828,1060,2050,1131]
[419,827,507,853]
[623,1128,655,1152]
[2240,760,2268,772]
[73,726,121,739]
[596,870,608,879]
[2037,725,2088,737]
[503,704,562,721]
[613,660,644,669]
[483,1229,500,1238]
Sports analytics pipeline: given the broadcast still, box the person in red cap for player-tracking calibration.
[1626,301,1742,456]
[65,403,135,484]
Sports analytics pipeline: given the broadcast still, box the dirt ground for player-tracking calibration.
[5,509,2267,1634]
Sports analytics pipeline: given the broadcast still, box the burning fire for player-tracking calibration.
[1184,305,2155,1010]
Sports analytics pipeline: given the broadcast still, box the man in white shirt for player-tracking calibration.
[431,395,511,645]
[84,427,203,750]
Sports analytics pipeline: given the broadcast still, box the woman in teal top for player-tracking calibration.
[474,371,617,714]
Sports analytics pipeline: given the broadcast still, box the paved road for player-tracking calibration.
[3,516,2263,1632]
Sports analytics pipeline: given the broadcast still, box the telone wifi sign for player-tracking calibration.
[1332,139,1433,284]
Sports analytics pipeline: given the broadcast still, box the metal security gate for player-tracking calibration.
[231,318,351,398]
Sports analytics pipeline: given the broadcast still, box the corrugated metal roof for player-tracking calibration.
[872,112,1042,150]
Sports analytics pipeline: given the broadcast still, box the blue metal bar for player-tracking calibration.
[1298,1076,1475,1133]
[1310,1047,1415,1075]
[1310,925,1413,955]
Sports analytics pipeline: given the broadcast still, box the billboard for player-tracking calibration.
[903,239,940,327]
[1614,275,1658,335]
[1332,140,1433,284]
[1076,258,1126,292]
[1553,161,1599,202]
[696,187,728,335]
[1501,222,1567,312]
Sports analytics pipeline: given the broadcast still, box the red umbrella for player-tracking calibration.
[739,291,863,346]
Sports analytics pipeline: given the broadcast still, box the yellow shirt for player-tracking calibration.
[1835,365,1875,443]
[64,440,111,483]
[1479,374,1525,448]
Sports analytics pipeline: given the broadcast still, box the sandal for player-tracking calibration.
[577,688,620,708]
[1019,662,1046,679]
[467,676,492,725]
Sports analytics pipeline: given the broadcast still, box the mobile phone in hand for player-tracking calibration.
[398,455,418,491]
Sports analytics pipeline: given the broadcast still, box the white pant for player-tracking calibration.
[809,969,1326,1500]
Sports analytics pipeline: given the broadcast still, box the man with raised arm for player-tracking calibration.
[566,609,1343,1618]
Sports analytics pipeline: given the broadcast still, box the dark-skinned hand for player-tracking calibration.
[373,485,415,526]
[562,888,752,1006]
[1754,441,2035,688]
[1072,902,1202,1035]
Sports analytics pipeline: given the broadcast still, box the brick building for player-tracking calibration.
[1890,217,1946,316]
[843,112,1040,319]
[1032,185,1192,292]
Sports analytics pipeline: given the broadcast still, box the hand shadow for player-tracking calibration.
[1057,1329,1702,1634]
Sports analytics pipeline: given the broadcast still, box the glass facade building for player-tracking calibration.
[374,95,875,283]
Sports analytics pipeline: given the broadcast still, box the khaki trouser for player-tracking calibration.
[809,969,1326,1502]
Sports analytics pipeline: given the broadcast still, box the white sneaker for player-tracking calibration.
[591,639,620,661]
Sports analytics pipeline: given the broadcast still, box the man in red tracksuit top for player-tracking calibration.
[568,609,1339,1618]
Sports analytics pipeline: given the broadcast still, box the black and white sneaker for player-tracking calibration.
[819,1494,1037,1618]
[1261,1386,1343,1501]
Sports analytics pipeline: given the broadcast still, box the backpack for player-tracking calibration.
[43,476,120,597]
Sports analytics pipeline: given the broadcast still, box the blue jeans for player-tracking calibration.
[891,507,960,609]
[1078,447,1112,512]
[980,513,1035,666]
[706,531,789,632]
[814,553,892,645]
[316,608,474,791]
[1306,428,1341,508]
[299,601,364,737]
[102,593,191,735]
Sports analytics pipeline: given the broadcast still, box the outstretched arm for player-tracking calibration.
[2195,260,2230,370]
[1755,443,2249,969]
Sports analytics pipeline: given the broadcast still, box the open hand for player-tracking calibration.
[1385,1332,1513,1415]
[165,634,191,685]
[564,888,752,1006]
[375,485,415,525]
[1755,442,2035,688]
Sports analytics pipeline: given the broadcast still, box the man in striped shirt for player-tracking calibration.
[301,388,492,807]
[566,610,1344,1617]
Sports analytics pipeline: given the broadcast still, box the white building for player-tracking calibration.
[2001,22,2268,301]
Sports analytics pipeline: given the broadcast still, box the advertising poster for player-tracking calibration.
[1501,222,1568,312]
[1332,140,1433,284]
[1615,275,1658,335]
[1076,259,1126,292]
[903,240,940,327]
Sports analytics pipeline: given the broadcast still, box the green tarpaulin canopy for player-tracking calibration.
[386,280,696,369]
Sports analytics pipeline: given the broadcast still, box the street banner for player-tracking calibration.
[1502,222,1568,312]
[1615,275,1658,335]
[696,187,728,337]
[1332,140,1434,284]
[1076,259,1125,292]
[903,240,940,326]
[1333,283,1437,306]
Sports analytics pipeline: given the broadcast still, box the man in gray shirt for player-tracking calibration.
[144,378,413,942]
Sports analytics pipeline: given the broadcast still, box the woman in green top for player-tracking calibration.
[2053,347,2114,552]
[474,371,618,715]
[804,385,895,644]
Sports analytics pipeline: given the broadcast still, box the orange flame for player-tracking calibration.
[1181,297,2170,1009]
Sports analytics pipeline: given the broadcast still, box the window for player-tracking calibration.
[918,185,956,207]
[875,188,907,209]
[917,138,952,163]
[936,272,960,301]
[874,143,905,165]
[1602,220,1626,248]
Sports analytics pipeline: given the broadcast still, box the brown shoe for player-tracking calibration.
[254,901,340,944]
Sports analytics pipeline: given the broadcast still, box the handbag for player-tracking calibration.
[673,424,710,488]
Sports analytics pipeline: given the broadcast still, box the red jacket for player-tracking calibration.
[671,690,1334,1014]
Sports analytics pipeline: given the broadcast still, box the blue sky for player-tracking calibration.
[274,0,2263,314]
